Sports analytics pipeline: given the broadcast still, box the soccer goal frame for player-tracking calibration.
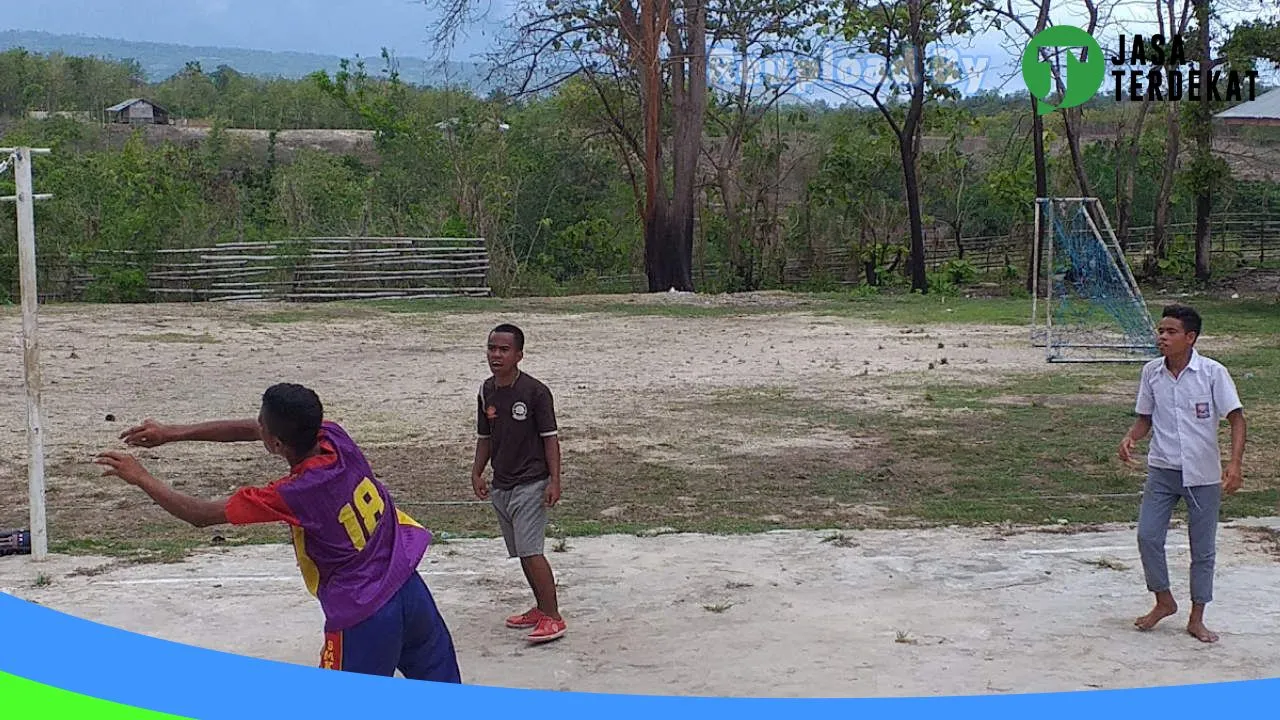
[1030,197,1158,364]
[2,147,52,561]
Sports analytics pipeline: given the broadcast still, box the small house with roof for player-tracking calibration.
[106,98,170,125]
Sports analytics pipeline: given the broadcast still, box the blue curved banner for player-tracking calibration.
[0,591,1275,718]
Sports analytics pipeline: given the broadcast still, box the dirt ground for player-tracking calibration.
[5,522,1280,697]
[2,293,1278,697]
[0,293,1047,542]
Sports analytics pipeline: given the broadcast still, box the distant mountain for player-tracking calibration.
[0,30,493,90]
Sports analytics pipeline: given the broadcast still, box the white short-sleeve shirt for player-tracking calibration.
[1134,349,1243,487]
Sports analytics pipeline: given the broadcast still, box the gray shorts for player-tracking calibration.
[490,478,548,558]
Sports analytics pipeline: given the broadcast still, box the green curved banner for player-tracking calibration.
[0,671,191,719]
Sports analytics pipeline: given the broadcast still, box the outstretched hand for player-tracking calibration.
[94,451,154,487]
[119,418,172,448]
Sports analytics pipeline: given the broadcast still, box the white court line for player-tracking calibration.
[1020,545,1189,555]
[90,570,484,586]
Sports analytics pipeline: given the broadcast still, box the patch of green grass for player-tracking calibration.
[711,364,1278,528]
[367,297,510,315]
[46,521,295,559]
[1216,347,1280,407]
[698,387,796,416]
[806,469,886,501]
[807,293,1033,326]
[251,310,314,324]
[910,390,1255,521]
[1184,299,1280,337]
[381,297,796,320]
[801,291,1280,334]
[912,489,1280,525]
[801,294,1279,333]
[587,302,766,318]
[350,291,1034,324]
[50,537,202,563]
[232,292,1280,331]
[1006,367,1136,396]
[246,304,383,324]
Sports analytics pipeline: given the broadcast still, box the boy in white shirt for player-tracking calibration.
[1119,304,1247,643]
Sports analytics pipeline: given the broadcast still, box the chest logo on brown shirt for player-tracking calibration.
[512,401,529,421]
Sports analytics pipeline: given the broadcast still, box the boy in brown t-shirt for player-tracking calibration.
[471,323,566,643]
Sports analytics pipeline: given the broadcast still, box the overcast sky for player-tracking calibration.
[2,0,507,59]
[4,0,1275,99]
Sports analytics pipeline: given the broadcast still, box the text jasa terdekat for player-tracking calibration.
[1108,34,1259,103]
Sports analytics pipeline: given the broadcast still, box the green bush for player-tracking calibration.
[83,268,151,303]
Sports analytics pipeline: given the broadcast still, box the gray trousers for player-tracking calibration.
[1136,466,1221,604]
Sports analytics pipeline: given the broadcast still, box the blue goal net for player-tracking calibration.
[1032,198,1157,363]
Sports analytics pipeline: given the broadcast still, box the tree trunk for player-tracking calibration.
[902,1,928,293]
[1027,105,1048,294]
[664,0,706,293]
[1114,124,1126,247]
[1145,0,1192,278]
[719,165,750,290]
[1116,99,1151,252]
[861,224,878,286]
[1063,106,1094,200]
[1025,0,1051,294]
[901,135,928,293]
[1056,2,1099,231]
[644,193,682,291]
[1194,185,1212,280]
[1193,0,1213,281]
[636,0,702,293]
[1147,102,1181,277]
[715,104,748,290]
[638,0,677,292]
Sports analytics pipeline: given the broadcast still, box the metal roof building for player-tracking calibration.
[1215,87,1280,127]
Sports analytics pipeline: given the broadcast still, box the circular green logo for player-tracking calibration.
[1021,26,1105,114]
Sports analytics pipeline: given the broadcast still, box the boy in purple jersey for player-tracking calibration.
[95,383,462,682]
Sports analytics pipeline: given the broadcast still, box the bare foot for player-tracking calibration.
[1135,601,1178,630]
[1186,620,1219,643]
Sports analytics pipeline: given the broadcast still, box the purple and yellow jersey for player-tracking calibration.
[224,421,431,632]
